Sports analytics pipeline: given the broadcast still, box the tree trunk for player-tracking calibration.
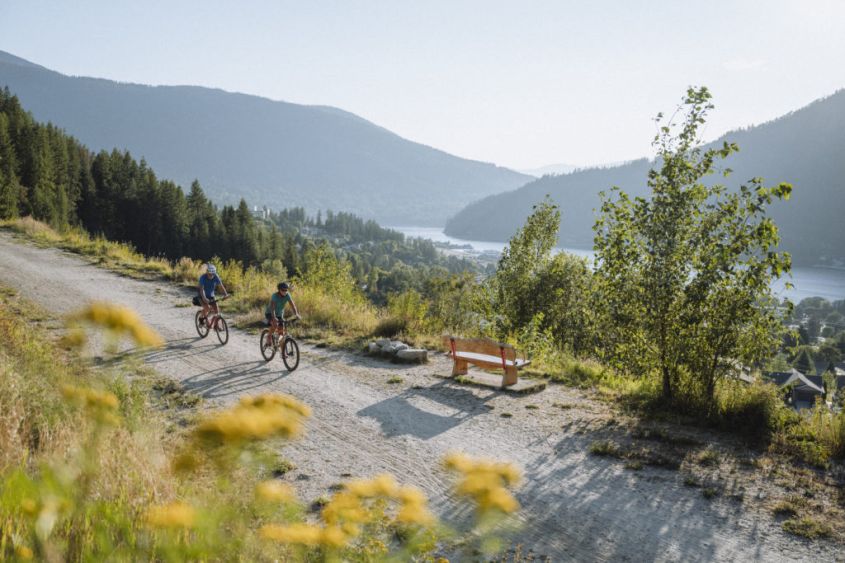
[662,366,672,401]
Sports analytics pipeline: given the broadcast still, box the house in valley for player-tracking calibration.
[763,368,825,410]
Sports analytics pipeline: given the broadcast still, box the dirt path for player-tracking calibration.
[0,232,839,562]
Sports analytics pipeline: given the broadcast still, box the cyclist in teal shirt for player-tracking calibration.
[266,282,300,328]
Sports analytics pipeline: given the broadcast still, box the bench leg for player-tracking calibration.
[501,366,518,387]
[452,358,468,377]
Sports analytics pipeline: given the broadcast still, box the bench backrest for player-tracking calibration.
[442,335,516,362]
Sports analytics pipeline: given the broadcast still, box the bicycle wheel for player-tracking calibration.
[195,310,209,338]
[260,329,276,361]
[215,317,229,345]
[282,337,300,371]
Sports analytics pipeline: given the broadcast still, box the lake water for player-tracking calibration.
[390,226,845,303]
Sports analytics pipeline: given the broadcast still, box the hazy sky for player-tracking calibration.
[2,0,844,170]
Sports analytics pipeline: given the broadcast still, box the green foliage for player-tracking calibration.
[781,517,832,539]
[386,289,428,334]
[490,198,593,353]
[792,347,816,375]
[297,242,363,306]
[593,86,791,408]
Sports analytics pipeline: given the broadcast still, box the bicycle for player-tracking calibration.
[194,295,230,345]
[259,317,300,371]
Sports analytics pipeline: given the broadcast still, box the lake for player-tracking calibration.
[390,226,845,303]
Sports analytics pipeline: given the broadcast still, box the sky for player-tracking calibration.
[1,0,845,170]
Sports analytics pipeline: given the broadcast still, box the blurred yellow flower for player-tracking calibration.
[260,523,326,546]
[61,385,121,425]
[256,480,295,503]
[15,546,33,560]
[68,302,164,347]
[145,501,196,529]
[443,452,521,515]
[196,393,310,445]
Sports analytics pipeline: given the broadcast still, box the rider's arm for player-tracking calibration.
[289,297,301,319]
[198,283,208,304]
[218,281,229,298]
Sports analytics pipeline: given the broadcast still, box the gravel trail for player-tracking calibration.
[0,232,839,562]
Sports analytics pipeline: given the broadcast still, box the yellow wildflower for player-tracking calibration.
[15,546,33,560]
[443,453,522,515]
[260,523,325,546]
[195,393,310,445]
[59,328,87,349]
[145,501,196,529]
[396,503,436,526]
[61,385,119,410]
[479,487,520,514]
[322,491,368,525]
[443,451,473,472]
[68,302,163,347]
[256,481,295,503]
[321,525,349,548]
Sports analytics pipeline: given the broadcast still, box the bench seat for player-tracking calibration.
[453,351,531,370]
[444,335,529,387]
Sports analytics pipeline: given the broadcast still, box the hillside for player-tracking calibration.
[0,50,530,226]
[446,91,845,266]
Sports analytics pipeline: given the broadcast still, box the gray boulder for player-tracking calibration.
[395,348,428,363]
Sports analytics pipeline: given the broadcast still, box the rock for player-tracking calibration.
[375,338,391,347]
[395,348,428,363]
[381,345,397,358]
[393,342,409,352]
[368,342,380,354]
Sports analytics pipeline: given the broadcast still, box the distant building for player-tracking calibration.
[763,368,824,410]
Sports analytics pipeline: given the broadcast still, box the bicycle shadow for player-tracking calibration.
[95,337,221,367]
[181,360,290,399]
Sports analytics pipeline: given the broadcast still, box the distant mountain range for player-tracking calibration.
[0,50,530,226]
[518,163,578,177]
[446,90,845,267]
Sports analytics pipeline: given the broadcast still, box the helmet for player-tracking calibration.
[207,264,217,274]
[277,282,290,291]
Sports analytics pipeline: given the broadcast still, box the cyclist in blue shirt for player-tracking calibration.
[198,264,229,326]
[266,282,300,331]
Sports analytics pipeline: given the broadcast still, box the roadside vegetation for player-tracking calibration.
[0,288,522,561]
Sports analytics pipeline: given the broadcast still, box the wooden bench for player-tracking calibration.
[442,335,530,387]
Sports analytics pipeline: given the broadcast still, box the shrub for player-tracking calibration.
[374,316,407,338]
[782,517,832,539]
[589,440,622,458]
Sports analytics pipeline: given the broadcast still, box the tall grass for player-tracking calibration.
[0,293,522,560]
[2,218,381,343]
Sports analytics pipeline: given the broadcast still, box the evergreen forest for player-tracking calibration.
[0,88,474,303]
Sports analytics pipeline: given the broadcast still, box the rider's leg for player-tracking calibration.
[200,300,210,323]
[210,301,220,327]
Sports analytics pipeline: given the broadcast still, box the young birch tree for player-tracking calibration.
[593,87,792,409]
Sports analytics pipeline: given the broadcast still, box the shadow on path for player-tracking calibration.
[357,379,501,440]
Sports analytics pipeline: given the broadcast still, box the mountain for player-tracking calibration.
[518,163,578,177]
[0,50,530,226]
[446,90,845,266]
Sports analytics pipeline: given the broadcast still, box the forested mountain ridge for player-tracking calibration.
[0,89,476,303]
[0,50,530,226]
[446,90,845,266]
